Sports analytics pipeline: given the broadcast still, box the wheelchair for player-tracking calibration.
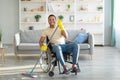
[39,37,80,77]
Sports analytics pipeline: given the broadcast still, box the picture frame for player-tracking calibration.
[69,15,74,22]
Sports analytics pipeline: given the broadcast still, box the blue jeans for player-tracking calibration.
[52,43,80,66]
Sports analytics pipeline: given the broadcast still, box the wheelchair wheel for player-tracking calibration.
[49,71,54,77]
[39,48,52,73]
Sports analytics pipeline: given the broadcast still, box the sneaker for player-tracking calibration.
[71,67,80,73]
[62,69,70,75]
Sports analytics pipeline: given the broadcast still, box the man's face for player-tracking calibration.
[48,16,56,27]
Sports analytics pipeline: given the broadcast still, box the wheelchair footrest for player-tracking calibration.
[65,61,73,64]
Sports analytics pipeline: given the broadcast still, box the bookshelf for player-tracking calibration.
[19,0,104,45]
[19,0,47,30]
[75,0,104,45]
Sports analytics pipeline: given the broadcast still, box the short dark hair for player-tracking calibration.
[48,14,56,19]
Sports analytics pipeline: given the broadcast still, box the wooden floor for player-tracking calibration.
[0,46,120,80]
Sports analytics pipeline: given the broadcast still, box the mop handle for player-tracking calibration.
[29,51,44,74]
[46,26,59,46]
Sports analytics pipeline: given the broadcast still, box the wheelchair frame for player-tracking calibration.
[39,47,80,77]
[39,36,80,77]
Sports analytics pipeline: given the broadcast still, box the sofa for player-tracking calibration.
[14,29,94,59]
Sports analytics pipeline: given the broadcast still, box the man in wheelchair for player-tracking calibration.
[39,14,80,75]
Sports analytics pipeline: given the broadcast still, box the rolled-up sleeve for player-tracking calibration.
[41,29,47,37]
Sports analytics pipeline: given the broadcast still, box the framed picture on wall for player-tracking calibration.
[69,15,74,22]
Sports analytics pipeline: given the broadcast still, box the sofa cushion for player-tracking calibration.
[20,30,43,43]
[67,30,86,41]
[79,43,90,49]
[18,43,40,50]
[73,33,88,44]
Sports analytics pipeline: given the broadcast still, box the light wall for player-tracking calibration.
[114,0,120,48]
[0,0,19,44]
[0,0,112,45]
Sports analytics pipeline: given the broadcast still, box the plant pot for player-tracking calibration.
[29,26,34,30]
[36,19,39,22]
[97,9,103,11]
[0,41,2,47]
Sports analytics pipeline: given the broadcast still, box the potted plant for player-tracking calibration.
[67,4,71,11]
[34,14,41,22]
[0,32,1,42]
[58,15,64,20]
[0,28,2,47]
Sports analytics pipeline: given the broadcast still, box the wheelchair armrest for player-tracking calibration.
[65,39,74,44]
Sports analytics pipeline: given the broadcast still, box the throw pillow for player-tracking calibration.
[73,33,88,44]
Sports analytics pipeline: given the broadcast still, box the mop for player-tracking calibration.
[21,26,59,78]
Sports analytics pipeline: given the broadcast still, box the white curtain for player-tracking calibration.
[114,0,120,48]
